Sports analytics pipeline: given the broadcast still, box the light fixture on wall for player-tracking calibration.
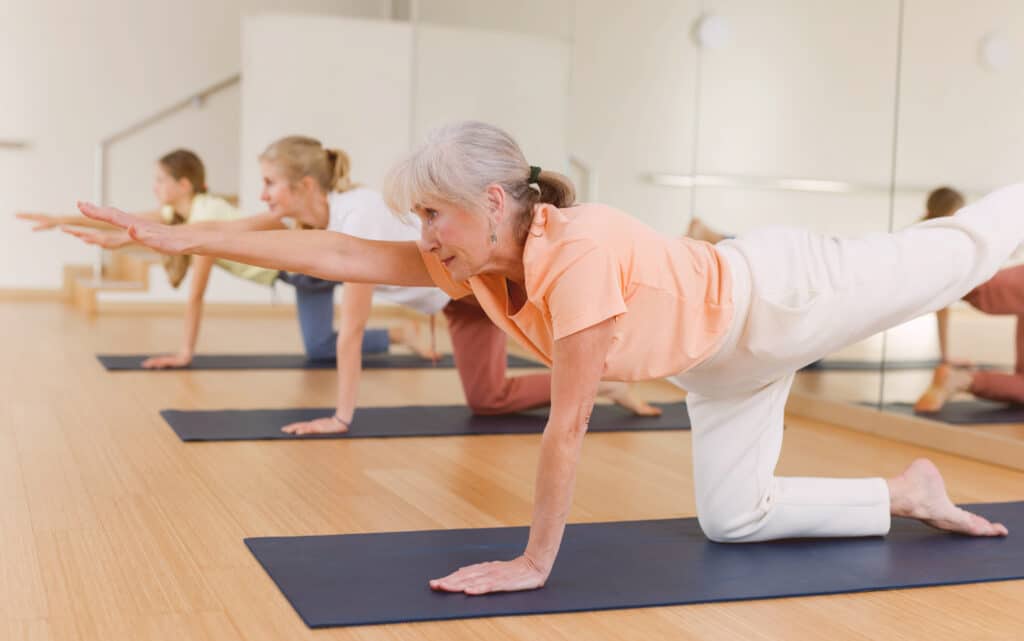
[980,32,1012,71]
[693,14,729,50]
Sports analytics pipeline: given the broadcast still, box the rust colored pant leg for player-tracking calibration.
[962,264,1024,314]
[443,298,552,414]
[962,266,1024,403]
[970,315,1024,403]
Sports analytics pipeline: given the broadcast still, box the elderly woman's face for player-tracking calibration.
[414,198,494,282]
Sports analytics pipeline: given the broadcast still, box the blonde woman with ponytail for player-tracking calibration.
[80,120,1015,595]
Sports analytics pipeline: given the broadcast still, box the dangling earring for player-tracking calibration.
[490,231,497,245]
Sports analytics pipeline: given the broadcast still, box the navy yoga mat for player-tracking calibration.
[97,352,541,371]
[881,400,1024,425]
[160,402,690,441]
[246,501,1024,628]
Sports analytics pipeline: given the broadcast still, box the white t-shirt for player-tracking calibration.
[327,188,450,315]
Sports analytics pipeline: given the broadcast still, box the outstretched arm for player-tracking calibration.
[63,210,286,250]
[19,209,161,231]
[428,317,616,595]
[78,202,434,287]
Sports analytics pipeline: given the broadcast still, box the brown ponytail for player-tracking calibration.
[534,170,575,208]
[509,169,577,243]
[923,186,965,220]
[159,149,207,194]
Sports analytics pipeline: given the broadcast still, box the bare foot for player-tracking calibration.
[685,217,726,244]
[597,382,662,416]
[389,322,440,361]
[913,364,973,413]
[888,458,1008,536]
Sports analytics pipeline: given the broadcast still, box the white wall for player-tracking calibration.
[7,0,1024,290]
[413,24,570,171]
[239,14,413,213]
[239,14,571,208]
[1,0,389,290]
[569,0,702,234]
[414,0,572,40]
[893,0,1024,225]
[691,0,901,236]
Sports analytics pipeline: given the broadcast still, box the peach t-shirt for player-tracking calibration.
[421,203,734,381]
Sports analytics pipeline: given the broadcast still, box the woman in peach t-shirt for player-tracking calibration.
[80,121,1017,596]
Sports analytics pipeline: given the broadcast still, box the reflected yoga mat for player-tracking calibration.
[802,359,1000,372]
[160,402,690,441]
[245,501,1024,628]
[97,352,541,371]
[881,400,1024,425]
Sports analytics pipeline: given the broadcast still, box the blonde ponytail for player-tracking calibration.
[260,136,357,194]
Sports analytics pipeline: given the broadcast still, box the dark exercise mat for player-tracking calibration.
[97,352,541,371]
[802,359,1000,372]
[879,400,1024,425]
[246,501,1024,628]
[160,402,690,441]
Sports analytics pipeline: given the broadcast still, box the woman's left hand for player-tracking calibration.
[429,555,548,595]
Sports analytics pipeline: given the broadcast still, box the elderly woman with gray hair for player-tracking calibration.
[79,120,1013,596]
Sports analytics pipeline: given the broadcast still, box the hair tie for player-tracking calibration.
[528,165,542,184]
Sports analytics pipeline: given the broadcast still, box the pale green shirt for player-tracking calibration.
[162,194,279,286]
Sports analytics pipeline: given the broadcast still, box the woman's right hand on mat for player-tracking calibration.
[281,417,349,435]
[141,352,193,369]
[16,212,60,231]
[61,227,132,249]
[77,202,194,254]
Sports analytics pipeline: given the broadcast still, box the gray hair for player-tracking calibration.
[384,121,575,242]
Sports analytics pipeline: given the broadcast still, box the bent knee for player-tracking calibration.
[697,504,768,543]
[464,384,515,415]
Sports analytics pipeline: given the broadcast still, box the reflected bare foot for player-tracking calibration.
[389,322,440,361]
[686,217,726,244]
[597,382,662,416]
[913,364,973,413]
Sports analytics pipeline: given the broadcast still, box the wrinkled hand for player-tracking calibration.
[61,226,132,249]
[429,555,548,595]
[16,212,60,231]
[77,202,193,255]
[281,416,349,435]
[141,353,193,369]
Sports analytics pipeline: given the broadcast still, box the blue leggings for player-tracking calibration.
[279,272,390,361]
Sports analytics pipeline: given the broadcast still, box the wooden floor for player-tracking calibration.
[3,301,1024,640]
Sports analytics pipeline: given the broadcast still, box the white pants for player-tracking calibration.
[671,184,1024,543]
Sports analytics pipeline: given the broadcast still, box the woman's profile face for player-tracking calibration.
[258,159,321,227]
[152,163,193,206]
[415,198,493,282]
